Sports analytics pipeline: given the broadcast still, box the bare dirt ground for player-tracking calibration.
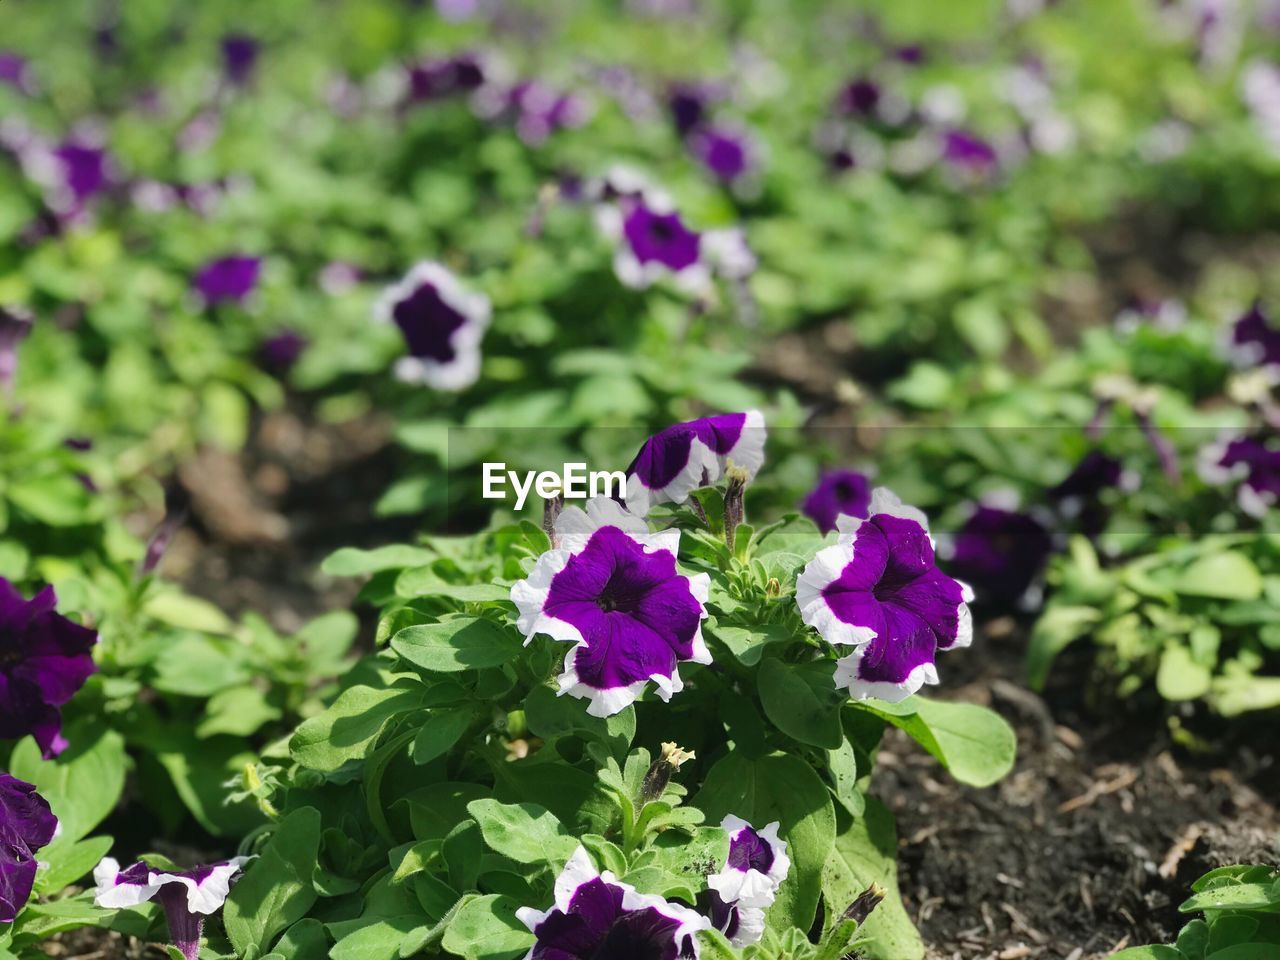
[876,620,1279,960]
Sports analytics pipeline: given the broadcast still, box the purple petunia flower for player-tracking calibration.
[18,138,113,219]
[193,255,261,306]
[475,79,590,145]
[834,77,882,118]
[511,498,711,717]
[405,53,489,104]
[1199,433,1280,518]
[941,129,999,176]
[94,856,250,960]
[0,52,33,95]
[797,489,972,702]
[1227,302,1280,373]
[1050,450,1130,506]
[374,261,490,391]
[624,410,766,517]
[802,470,872,534]
[0,306,33,396]
[0,579,98,758]
[707,816,790,909]
[604,196,707,291]
[220,34,259,86]
[945,505,1053,608]
[689,125,759,184]
[696,889,765,949]
[667,82,718,137]
[258,329,308,372]
[0,774,57,923]
[516,847,709,960]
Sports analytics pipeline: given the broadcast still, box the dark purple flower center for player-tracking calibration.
[392,282,468,363]
[727,827,775,873]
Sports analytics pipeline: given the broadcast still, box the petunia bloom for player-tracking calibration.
[624,410,767,517]
[94,857,250,960]
[220,34,259,86]
[796,488,972,702]
[22,139,112,219]
[516,847,709,960]
[194,255,261,306]
[945,505,1053,609]
[689,125,758,184]
[613,197,707,291]
[1198,433,1280,518]
[0,774,57,923]
[802,469,871,534]
[1227,302,1280,373]
[511,498,711,717]
[405,52,489,104]
[707,816,790,909]
[374,261,491,391]
[258,329,308,372]
[941,129,998,176]
[696,889,765,949]
[0,52,33,94]
[0,579,98,757]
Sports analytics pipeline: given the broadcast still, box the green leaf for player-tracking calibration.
[1173,553,1263,601]
[440,894,534,960]
[1109,949,1185,960]
[225,808,322,956]
[392,617,523,673]
[707,623,792,667]
[1157,645,1213,702]
[1026,605,1101,690]
[10,726,126,844]
[858,696,1016,788]
[822,799,923,960]
[524,684,635,749]
[322,544,436,576]
[331,917,422,960]
[197,686,283,739]
[466,800,579,866]
[694,752,835,934]
[413,708,479,765]
[758,658,844,749]
[35,835,114,894]
[1180,882,1280,912]
[290,685,423,772]
[143,591,235,635]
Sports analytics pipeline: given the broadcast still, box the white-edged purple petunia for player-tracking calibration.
[697,889,765,949]
[801,469,871,534]
[517,847,709,959]
[1198,431,1280,518]
[797,488,973,702]
[94,856,250,960]
[624,411,766,517]
[374,261,491,391]
[707,815,790,909]
[511,497,710,717]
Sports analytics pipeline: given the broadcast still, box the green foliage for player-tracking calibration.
[1113,865,1280,959]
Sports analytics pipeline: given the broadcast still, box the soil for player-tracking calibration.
[875,618,1280,960]
[154,402,409,634]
